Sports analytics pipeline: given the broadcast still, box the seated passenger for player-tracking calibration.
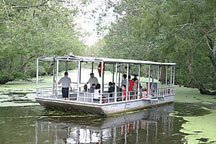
[142,88,148,98]
[108,82,115,97]
[132,75,138,81]
[94,84,100,99]
[86,73,98,87]
[121,85,127,101]
[89,83,96,93]
[94,84,107,103]
[84,84,88,92]
[138,85,143,98]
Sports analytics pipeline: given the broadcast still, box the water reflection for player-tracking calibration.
[36,105,180,144]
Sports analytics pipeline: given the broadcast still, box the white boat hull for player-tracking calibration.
[36,95,174,116]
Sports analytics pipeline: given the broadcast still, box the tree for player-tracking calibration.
[0,0,84,84]
[100,0,216,95]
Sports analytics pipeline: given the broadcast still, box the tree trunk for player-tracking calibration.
[205,36,216,70]
[209,37,216,70]
[199,86,216,95]
[0,75,14,84]
[198,35,216,95]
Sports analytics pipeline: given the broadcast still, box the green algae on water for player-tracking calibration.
[175,86,216,104]
[181,110,216,144]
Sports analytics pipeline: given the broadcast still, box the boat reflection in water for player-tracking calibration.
[35,104,176,144]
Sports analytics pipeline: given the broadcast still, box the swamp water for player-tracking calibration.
[0,71,216,144]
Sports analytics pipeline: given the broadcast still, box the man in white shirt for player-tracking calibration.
[58,71,71,99]
[86,73,98,87]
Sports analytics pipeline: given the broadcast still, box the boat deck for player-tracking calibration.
[36,86,175,115]
[36,86,175,104]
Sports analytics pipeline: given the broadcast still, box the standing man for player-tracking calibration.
[121,74,128,86]
[58,71,71,99]
[86,73,98,87]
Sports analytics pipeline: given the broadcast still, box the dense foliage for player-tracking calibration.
[100,0,216,94]
[1,0,216,95]
[0,0,84,84]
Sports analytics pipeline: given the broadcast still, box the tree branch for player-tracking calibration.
[177,23,193,30]
[204,35,213,51]
[21,55,35,70]
[12,0,49,9]
[2,0,10,18]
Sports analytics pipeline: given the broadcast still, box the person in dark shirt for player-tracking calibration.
[108,82,115,97]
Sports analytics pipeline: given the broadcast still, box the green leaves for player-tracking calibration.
[100,0,216,93]
[0,0,84,84]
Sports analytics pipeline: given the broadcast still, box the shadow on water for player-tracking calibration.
[35,104,186,144]
[174,102,211,117]
[3,103,210,144]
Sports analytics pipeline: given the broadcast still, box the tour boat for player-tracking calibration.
[35,55,176,116]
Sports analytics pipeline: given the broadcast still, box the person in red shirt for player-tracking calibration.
[128,75,134,91]
[121,85,127,101]
[128,76,134,99]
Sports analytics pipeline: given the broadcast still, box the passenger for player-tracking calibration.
[86,73,98,87]
[133,79,138,92]
[58,71,71,100]
[121,85,127,101]
[132,78,139,99]
[89,83,96,93]
[108,82,115,97]
[84,84,88,92]
[132,75,138,81]
[142,88,148,98]
[95,83,101,91]
[124,75,133,100]
[121,74,128,86]
[139,85,143,98]
[115,84,122,95]
[94,83,100,99]
[128,75,134,91]
[95,84,107,103]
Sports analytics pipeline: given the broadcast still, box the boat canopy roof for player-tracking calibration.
[38,55,176,66]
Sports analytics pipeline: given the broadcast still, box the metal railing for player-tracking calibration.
[36,87,54,98]
[36,86,175,104]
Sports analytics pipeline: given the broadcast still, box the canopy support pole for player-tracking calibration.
[148,65,151,97]
[52,59,56,97]
[126,64,129,100]
[165,66,168,85]
[100,61,104,104]
[112,64,115,82]
[138,65,141,99]
[91,62,94,73]
[173,66,175,85]
[77,61,81,100]
[65,61,68,71]
[56,60,59,98]
[170,66,173,85]
[115,63,118,102]
[36,58,39,96]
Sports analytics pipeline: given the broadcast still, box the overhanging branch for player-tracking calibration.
[11,0,49,9]
[204,35,213,51]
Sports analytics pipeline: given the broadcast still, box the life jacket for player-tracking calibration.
[98,62,105,77]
